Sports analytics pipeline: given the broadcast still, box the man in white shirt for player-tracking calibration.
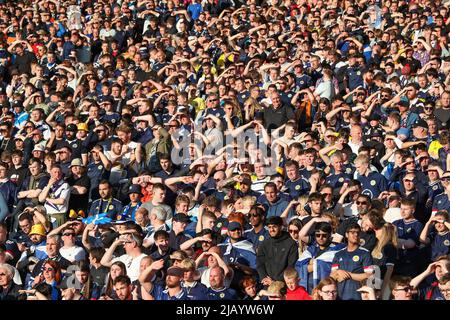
[38,165,71,228]
[100,233,147,282]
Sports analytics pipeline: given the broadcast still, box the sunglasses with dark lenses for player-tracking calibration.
[289,229,299,234]
[63,233,75,237]
[315,233,328,238]
[249,213,261,217]
[356,201,368,205]
[43,267,54,272]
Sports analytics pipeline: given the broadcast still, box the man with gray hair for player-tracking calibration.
[143,206,170,248]
[0,263,25,300]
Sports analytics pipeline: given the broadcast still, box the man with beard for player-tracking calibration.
[331,223,373,300]
[113,275,133,300]
[151,266,189,300]
[244,206,269,252]
[256,216,298,285]
[218,221,256,291]
[334,194,377,251]
[206,266,238,300]
[296,222,345,293]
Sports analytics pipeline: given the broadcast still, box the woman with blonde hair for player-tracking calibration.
[312,277,339,300]
[372,222,398,300]
[243,97,263,123]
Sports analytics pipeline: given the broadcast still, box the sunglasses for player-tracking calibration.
[208,99,218,102]
[315,233,328,238]
[63,233,75,237]
[43,267,54,272]
[249,213,261,218]
[288,229,299,234]
[356,201,368,205]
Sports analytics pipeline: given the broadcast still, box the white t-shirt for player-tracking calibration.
[59,246,86,263]
[112,253,147,282]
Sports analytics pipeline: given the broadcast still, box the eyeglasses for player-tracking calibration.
[356,201,368,205]
[43,267,54,272]
[315,233,328,238]
[440,288,450,294]
[321,290,337,295]
[393,287,411,292]
[288,229,299,234]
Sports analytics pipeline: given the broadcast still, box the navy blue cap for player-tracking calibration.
[228,221,242,231]
[128,184,142,195]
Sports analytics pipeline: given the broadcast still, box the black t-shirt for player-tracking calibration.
[66,173,91,212]
[90,265,110,288]
[372,243,397,278]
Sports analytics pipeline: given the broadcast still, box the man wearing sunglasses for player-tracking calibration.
[296,222,345,293]
[331,223,373,300]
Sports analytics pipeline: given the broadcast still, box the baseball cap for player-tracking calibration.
[166,266,185,277]
[228,221,242,231]
[66,123,78,132]
[411,118,428,129]
[368,113,381,121]
[397,96,409,107]
[127,184,142,195]
[29,224,46,236]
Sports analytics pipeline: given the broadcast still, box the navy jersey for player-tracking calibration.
[393,219,423,264]
[299,168,315,181]
[152,285,190,300]
[284,178,310,199]
[88,197,123,219]
[206,287,238,300]
[428,230,450,261]
[356,171,387,199]
[432,193,450,215]
[2,239,20,266]
[428,182,444,206]
[87,161,110,201]
[244,227,270,252]
[325,173,352,191]
[181,281,208,300]
[331,247,373,300]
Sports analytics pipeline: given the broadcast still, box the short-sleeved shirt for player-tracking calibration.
[112,253,147,282]
[206,287,238,300]
[393,218,423,264]
[331,247,373,300]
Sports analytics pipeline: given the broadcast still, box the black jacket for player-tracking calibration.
[256,231,299,281]
[0,283,25,301]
